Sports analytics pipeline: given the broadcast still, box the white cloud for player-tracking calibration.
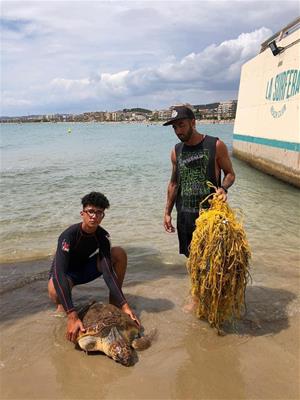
[50,78,91,90]
[1,1,298,115]
[1,96,32,107]
[100,71,131,96]
[42,27,271,100]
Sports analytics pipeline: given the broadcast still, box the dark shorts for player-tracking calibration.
[177,211,198,257]
[50,255,102,286]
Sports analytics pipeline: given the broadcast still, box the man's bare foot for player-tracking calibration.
[50,304,65,317]
[55,304,65,313]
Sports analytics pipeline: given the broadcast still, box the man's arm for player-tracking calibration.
[52,235,85,342]
[215,139,235,200]
[98,254,127,307]
[52,237,75,314]
[98,254,140,326]
[164,148,178,233]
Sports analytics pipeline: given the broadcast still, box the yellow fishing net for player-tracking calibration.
[187,184,251,332]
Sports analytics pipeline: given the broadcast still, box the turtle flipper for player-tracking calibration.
[132,328,157,351]
[77,335,102,353]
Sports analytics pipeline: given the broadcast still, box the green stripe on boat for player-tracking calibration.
[233,134,300,152]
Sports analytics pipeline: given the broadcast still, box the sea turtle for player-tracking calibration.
[76,302,156,366]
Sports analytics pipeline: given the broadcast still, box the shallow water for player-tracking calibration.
[0,122,234,262]
[0,122,299,399]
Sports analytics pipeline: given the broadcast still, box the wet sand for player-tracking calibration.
[1,252,299,400]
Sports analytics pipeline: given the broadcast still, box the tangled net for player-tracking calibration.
[187,184,251,332]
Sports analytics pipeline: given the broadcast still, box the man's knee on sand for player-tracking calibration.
[48,276,74,304]
[48,278,58,303]
[111,246,127,264]
[48,278,66,313]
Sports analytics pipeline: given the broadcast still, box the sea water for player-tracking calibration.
[0,121,235,263]
[0,121,299,298]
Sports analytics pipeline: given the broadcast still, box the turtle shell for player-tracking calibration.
[78,303,140,342]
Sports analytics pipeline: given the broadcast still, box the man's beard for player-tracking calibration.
[180,126,193,142]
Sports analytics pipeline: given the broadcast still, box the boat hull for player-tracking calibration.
[233,19,300,187]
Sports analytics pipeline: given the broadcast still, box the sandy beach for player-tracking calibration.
[1,252,299,400]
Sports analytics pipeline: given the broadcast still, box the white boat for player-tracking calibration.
[233,17,300,187]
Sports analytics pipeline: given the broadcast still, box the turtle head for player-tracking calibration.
[103,327,136,366]
[108,340,135,366]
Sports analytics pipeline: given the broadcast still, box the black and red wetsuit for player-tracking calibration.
[49,223,127,313]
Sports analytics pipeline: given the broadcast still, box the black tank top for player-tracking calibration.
[175,135,220,214]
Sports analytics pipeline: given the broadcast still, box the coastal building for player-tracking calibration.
[233,17,300,187]
[157,109,173,121]
[131,113,146,121]
[198,107,218,120]
[217,100,237,120]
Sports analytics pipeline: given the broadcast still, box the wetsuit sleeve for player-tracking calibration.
[98,255,127,307]
[52,235,75,313]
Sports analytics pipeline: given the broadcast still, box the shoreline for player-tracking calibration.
[0,254,53,265]
[0,119,235,125]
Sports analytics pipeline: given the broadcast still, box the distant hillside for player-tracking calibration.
[122,108,152,114]
[193,103,219,109]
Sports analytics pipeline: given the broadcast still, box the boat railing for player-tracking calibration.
[260,16,300,53]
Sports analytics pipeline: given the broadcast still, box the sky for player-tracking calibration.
[1,0,299,116]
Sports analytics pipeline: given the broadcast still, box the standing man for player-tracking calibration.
[48,191,139,343]
[163,105,235,257]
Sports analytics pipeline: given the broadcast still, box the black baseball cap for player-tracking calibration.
[163,106,195,126]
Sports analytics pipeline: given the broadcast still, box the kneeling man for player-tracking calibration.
[48,191,139,342]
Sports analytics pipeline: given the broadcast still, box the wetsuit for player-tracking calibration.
[175,135,220,256]
[49,223,127,313]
